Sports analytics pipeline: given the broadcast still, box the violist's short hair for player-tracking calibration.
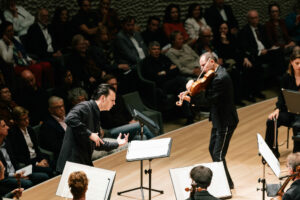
[190,165,213,188]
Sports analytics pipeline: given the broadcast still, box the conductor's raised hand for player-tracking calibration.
[117,133,129,147]
[89,133,104,147]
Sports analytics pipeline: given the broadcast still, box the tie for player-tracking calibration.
[255,28,262,42]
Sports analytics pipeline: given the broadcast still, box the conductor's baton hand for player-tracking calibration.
[89,133,104,147]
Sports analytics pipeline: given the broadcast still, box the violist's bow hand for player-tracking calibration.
[268,109,279,121]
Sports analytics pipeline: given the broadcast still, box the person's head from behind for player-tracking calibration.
[103,74,118,92]
[286,152,300,176]
[199,52,218,73]
[190,165,213,189]
[91,83,116,111]
[147,16,160,32]
[0,85,12,103]
[68,87,88,107]
[288,47,300,76]
[170,31,183,49]
[0,21,14,40]
[37,8,49,26]
[122,16,135,35]
[68,171,88,200]
[247,10,259,27]
[48,96,65,119]
[148,41,161,59]
[187,3,203,20]
[12,106,29,129]
[164,4,180,23]
[20,69,37,89]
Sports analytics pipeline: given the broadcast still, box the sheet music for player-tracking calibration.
[257,133,281,177]
[169,162,231,199]
[56,162,115,200]
[16,164,32,176]
[126,138,172,161]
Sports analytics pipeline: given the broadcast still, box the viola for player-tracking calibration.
[185,183,205,199]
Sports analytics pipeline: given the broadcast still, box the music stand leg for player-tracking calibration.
[257,157,266,200]
[145,159,164,200]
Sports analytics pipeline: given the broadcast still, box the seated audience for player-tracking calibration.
[0,21,54,88]
[0,85,17,126]
[49,7,72,53]
[194,25,218,57]
[96,0,121,40]
[68,171,88,200]
[166,31,200,77]
[285,1,300,45]
[184,3,207,43]
[67,87,89,110]
[163,4,189,43]
[101,74,154,140]
[0,118,48,191]
[142,16,168,47]
[40,96,66,160]
[17,70,48,126]
[204,0,239,36]
[8,106,53,177]
[3,0,35,37]
[187,165,220,200]
[264,49,300,158]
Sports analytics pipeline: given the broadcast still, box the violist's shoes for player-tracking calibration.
[244,95,256,102]
[235,100,246,107]
[254,92,266,99]
[184,117,194,125]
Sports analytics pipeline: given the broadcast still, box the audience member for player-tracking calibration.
[0,85,17,127]
[187,165,220,200]
[68,171,88,200]
[0,21,54,88]
[204,0,239,36]
[265,3,295,57]
[67,87,89,110]
[3,0,35,37]
[185,3,207,42]
[96,0,121,40]
[285,0,300,45]
[71,0,100,42]
[166,31,200,77]
[163,4,189,43]
[142,16,168,47]
[40,96,66,161]
[8,106,52,177]
[0,118,48,191]
[264,49,300,158]
[101,74,154,140]
[194,25,218,57]
[49,7,72,53]
[17,70,48,126]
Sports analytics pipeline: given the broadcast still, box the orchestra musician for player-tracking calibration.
[264,48,300,158]
[179,52,238,189]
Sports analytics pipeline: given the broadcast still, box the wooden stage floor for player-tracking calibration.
[22,98,294,200]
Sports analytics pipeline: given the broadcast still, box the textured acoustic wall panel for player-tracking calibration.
[1,0,296,30]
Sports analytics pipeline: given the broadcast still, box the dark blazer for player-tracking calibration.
[25,23,56,60]
[186,190,221,200]
[205,66,239,129]
[239,24,269,60]
[114,30,148,65]
[0,139,20,177]
[282,179,300,200]
[40,115,66,158]
[265,19,292,48]
[7,126,43,165]
[204,4,238,34]
[56,100,119,173]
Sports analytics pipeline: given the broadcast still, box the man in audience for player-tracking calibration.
[101,74,154,140]
[67,87,89,110]
[3,0,35,37]
[0,85,17,127]
[0,118,48,191]
[40,96,66,160]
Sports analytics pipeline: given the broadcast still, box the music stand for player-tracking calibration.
[118,109,163,200]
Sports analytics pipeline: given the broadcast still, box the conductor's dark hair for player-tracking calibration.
[91,84,115,100]
[190,165,213,188]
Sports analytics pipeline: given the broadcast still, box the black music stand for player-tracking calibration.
[117,109,163,200]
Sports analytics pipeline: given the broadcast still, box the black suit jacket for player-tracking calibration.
[40,115,65,158]
[282,179,300,200]
[7,126,43,165]
[25,23,56,60]
[186,190,221,200]
[205,66,239,129]
[56,100,119,173]
[204,4,238,35]
[239,24,270,61]
[0,139,20,177]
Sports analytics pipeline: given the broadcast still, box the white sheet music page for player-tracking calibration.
[169,162,231,199]
[126,138,172,161]
[16,164,32,176]
[56,161,115,200]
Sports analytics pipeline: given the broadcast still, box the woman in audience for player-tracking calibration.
[50,7,72,53]
[0,21,54,88]
[0,85,17,126]
[163,4,189,43]
[68,171,88,200]
[184,3,207,43]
